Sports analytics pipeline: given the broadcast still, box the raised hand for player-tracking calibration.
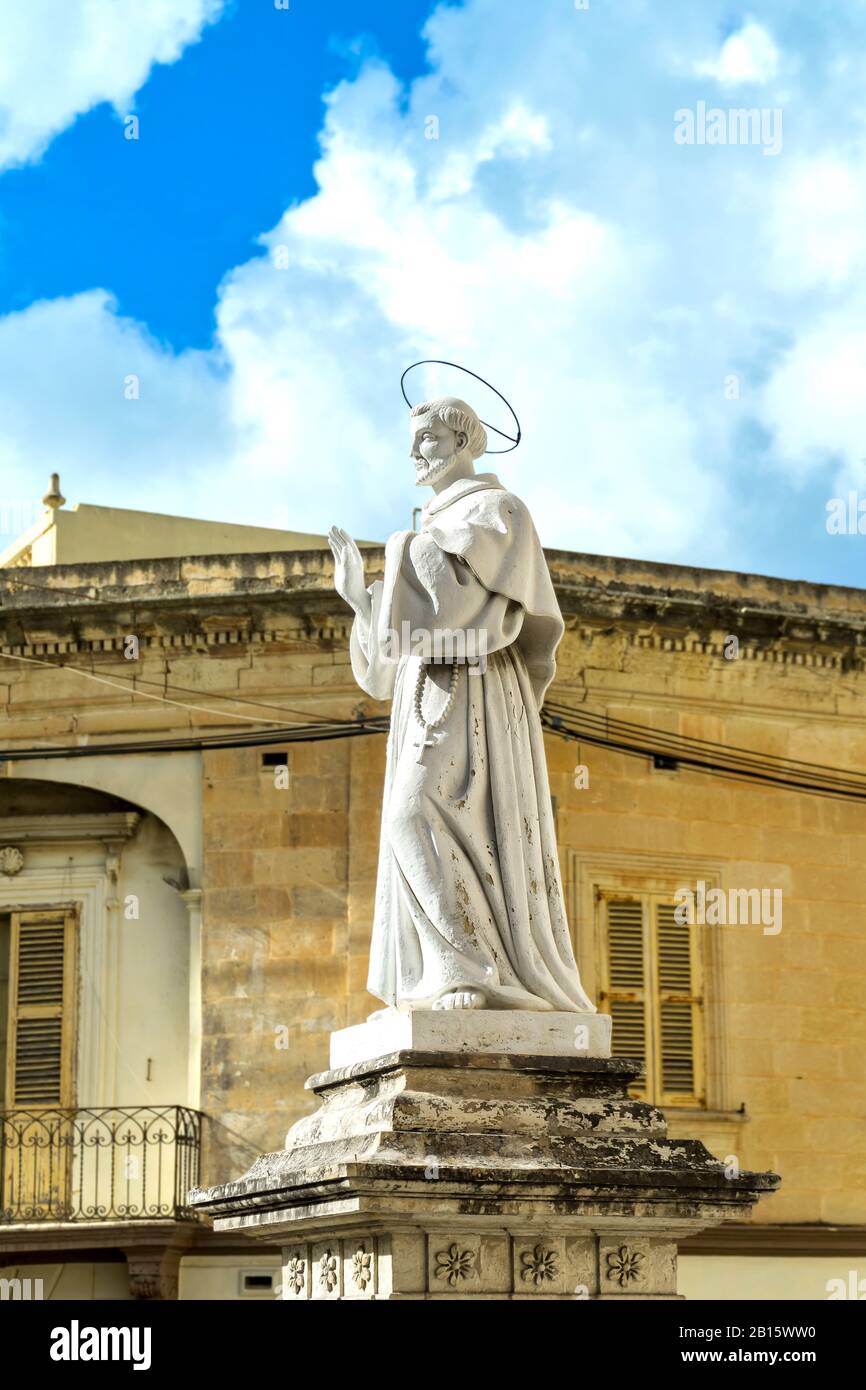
[328,526,371,621]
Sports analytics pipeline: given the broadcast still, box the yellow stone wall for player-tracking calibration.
[549,623,866,1230]
[199,698,391,1179]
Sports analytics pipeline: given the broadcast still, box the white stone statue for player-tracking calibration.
[329,396,595,1015]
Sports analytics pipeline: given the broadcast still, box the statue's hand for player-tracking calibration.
[328,526,371,621]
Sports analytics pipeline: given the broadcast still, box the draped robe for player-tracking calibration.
[351,472,594,1012]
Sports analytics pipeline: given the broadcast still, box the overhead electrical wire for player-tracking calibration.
[0,646,362,729]
[0,648,339,728]
[1,647,864,801]
[0,691,864,803]
[0,717,389,761]
[541,700,866,802]
[86,665,360,727]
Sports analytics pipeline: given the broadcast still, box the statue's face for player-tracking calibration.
[410,412,467,487]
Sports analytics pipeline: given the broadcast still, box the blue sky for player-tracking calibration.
[0,1,433,347]
[1,0,865,589]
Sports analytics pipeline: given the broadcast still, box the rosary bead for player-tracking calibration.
[414,658,461,732]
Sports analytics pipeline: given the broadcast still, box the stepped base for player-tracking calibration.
[191,1022,779,1300]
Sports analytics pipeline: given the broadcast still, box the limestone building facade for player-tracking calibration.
[0,494,863,1299]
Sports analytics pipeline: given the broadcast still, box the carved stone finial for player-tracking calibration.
[42,473,66,511]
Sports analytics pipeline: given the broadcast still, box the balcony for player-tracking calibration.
[0,1105,202,1224]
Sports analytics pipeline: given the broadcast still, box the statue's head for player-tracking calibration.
[409,396,487,487]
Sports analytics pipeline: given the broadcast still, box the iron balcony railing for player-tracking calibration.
[0,1106,203,1223]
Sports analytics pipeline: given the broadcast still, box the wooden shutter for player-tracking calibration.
[654,900,703,1106]
[598,890,704,1107]
[5,910,77,1108]
[599,896,649,1097]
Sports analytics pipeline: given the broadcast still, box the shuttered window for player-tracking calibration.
[5,910,77,1108]
[599,891,703,1106]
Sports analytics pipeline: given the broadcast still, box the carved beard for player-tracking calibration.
[414,451,458,487]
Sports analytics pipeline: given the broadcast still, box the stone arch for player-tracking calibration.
[0,768,201,1109]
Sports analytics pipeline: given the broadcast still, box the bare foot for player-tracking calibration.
[432,989,486,1011]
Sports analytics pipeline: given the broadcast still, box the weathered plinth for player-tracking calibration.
[190,1014,779,1300]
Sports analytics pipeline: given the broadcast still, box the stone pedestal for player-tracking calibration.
[329,1008,611,1067]
[191,1012,779,1300]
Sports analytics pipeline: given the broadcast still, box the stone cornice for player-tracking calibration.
[0,813,141,843]
[1,546,865,667]
[680,1224,866,1256]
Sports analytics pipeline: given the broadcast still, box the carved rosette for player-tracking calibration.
[0,846,24,876]
[318,1250,338,1293]
[520,1245,559,1287]
[605,1245,645,1288]
[433,1243,477,1287]
[286,1256,306,1296]
[351,1248,373,1292]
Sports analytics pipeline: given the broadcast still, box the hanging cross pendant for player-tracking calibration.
[414,723,435,763]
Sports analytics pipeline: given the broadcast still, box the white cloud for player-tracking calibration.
[0,0,225,171]
[764,155,866,291]
[695,19,781,87]
[0,290,231,517]
[757,323,866,487]
[755,151,866,489]
[428,102,553,200]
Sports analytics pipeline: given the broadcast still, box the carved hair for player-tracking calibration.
[410,396,488,460]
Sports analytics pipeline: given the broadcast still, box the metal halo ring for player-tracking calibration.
[400,359,522,455]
